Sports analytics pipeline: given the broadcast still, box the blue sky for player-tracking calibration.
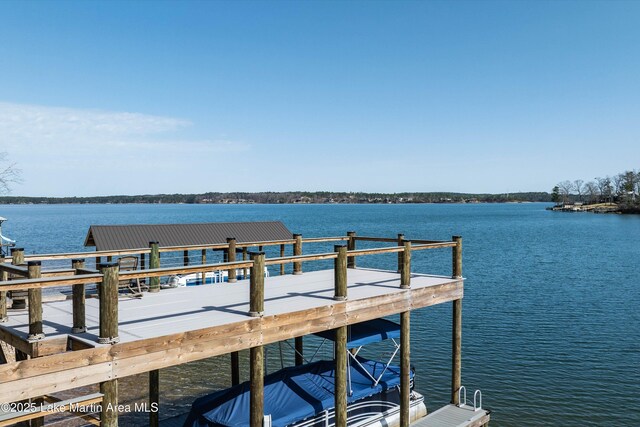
[1,0,639,197]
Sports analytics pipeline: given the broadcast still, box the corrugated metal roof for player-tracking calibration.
[84,221,293,251]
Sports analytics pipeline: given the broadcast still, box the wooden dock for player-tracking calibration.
[0,231,485,427]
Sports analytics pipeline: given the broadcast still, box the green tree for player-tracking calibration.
[551,185,561,204]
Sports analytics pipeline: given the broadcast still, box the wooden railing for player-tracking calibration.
[0,233,461,347]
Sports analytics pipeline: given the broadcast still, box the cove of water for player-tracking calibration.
[1,203,638,426]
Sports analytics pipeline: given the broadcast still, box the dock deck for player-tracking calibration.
[412,404,491,427]
[1,268,458,345]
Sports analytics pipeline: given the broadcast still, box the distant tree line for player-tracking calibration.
[0,191,553,205]
[552,170,640,211]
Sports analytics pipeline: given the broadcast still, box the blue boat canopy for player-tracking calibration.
[183,357,411,427]
[313,318,400,348]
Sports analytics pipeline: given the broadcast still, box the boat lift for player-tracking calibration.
[0,216,16,258]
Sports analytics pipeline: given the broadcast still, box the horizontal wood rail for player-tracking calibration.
[265,253,338,266]
[120,260,254,280]
[0,274,103,291]
[21,237,353,264]
[0,264,28,277]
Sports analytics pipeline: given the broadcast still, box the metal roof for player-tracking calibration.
[84,221,293,251]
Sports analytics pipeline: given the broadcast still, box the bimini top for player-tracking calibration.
[314,318,400,348]
[183,357,410,427]
[84,221,293,251]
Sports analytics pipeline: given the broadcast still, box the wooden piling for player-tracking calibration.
[148,241,160,293]
[231,351,240,385]
[10,248,26,309]
[98,262,119,344]
[149,369,160,427]
[335,324,348,427]
[101,378,118,427]
[250,345,264,427]
[0,256,7,323]
[242,247,248,278]
[201,249,207,285]
[335,240,349,426]
[397,233,405,272]
[183,250,189,266]
[401,240,411,289]
[295,337,304,366]
[452,235,462,404]
[27,261,44,341]
[249,252,265,317]
[347,231,356,268]
[280,244,285,275]
[334,245,347,301]
[400,310,411,427]
[71,258,86,333]
[227,238,237,283]
[293,234,302,275]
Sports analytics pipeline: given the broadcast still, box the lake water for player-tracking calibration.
[1,203,639,426]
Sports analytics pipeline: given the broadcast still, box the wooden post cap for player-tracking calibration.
[72,258,85,263]
[27,260,41,266]
[10,247,24,253]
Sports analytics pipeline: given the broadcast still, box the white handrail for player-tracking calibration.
[458,386,467,407]
[473,389,482,411]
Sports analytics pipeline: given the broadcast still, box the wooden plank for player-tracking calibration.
[0,264,28,277]
[0,274,103,291]
[3,362,113,402]
[40,269,76,278]
[30,336,68,357]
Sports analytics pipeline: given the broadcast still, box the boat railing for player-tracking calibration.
[293,399,401,427]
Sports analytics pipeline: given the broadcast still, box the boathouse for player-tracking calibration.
[0,223,490,427]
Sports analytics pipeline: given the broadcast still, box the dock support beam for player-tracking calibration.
[250,344,264,427]
[400,310,411,427]
[72,258,86,333]
[295,337,304,366]
[98,262,120,344]
[400,239,411,426]
[347,231,356,268]
[227,238,237,283]
[201,249,207,285]
[293,234,302,275]
[335,324,347,427]
[280,244,285,275]
[334,244,348,427]
[451,235,462,404]
[231,351,240,385]
[334,245,347,300]
[10,248,26,309]
[0,256,7,322]
[27,261,44,341]
[150,369,160,427]
[149,241,160,293]
[101,378,118,427]
[249,252,265,317]
[397,233,405,272]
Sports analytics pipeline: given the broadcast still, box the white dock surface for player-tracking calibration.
[1,268,457,345]
[412,404,490,427]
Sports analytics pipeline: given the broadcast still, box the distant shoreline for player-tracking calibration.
[0,191,552,205]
